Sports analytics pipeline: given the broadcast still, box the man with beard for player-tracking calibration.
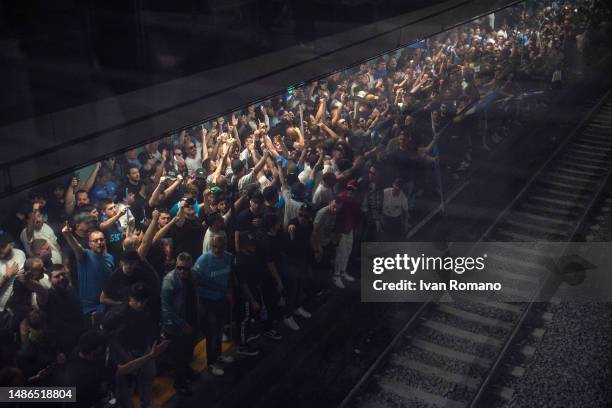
[0,233,26,330]
[30,239,54,270]
[38,265,84,354]
[20,202,62,265]
[61,224,114,321]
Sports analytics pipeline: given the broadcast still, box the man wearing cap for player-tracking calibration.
[99,250,159,312]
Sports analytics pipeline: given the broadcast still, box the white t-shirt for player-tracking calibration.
[282,187,302,229]
[203,229,227,253]
[240,149,253,170]
[0,248,26,311]
[312,184,334,207]
[20,224,62,264]
[383,188,408,218]
[298,165,313,184]
[238,170,257,191]
[184,140,202,176]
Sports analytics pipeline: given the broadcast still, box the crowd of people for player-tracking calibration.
[0,1,603,406]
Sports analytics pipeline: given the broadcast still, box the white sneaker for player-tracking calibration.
[294,307,312,319]
[333,275,345,289]
[208,364,224,376]
[341,272,355,282]
[283,316,300,331]
[218,355,234,364]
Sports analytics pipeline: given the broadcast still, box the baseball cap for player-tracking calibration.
[195,168,206,180]
[166,170,178,180]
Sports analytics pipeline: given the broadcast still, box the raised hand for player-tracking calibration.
[150,339,171,358]
[61,221,72,236]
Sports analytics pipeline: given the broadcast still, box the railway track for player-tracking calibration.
[339,88,612,408]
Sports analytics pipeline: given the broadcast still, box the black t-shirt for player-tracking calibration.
[389,148,418,180]
[63,353,116,408]
[16,335,59,383]
[44,287,83,325]
[256,231,282,267]
[120,181,142,199]
[41,287,84,353]
[111,303,158,354]
[235,251,264,291]
[102,262,159,304]
[146,240,167,279]
[169,219,204,261]
[284,217,313,263]
[236,208,260,233]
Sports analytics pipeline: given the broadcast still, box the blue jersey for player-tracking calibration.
[77,249,114,314]
[193,252,233,300]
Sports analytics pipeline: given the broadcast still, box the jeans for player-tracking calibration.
[313,242,336,290]
[199,298,226,365]
[238,287,263,346]
[334,231,354,276]
[163,328,197,386]
[281,261,306,317]
[383,215,403,241]
[115,350,156,408]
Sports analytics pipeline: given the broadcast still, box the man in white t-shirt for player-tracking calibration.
[312,172,337,209]
[382,178,409,241]
[233,150,269,192]
[20,203,62,264]
[0,233,26,312]
[184,138,202,176]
